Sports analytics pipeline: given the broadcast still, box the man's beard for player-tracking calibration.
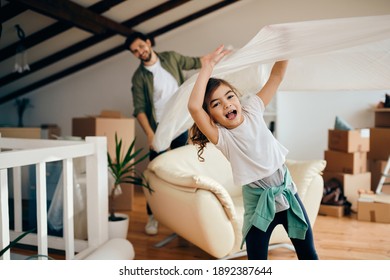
[140,51,153,63]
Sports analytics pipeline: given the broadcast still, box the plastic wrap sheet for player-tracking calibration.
[153,15,390,152]
[47,158,87,239]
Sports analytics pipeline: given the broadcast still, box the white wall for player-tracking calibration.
[1,0,389,165]
[278,90,385,160]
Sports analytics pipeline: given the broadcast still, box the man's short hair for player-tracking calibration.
[124,32,152,51]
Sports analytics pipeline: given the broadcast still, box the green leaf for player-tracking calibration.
[107,132,153,209]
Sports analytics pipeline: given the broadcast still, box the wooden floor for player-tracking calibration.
[10,188,390,260]
[126,188,390,260]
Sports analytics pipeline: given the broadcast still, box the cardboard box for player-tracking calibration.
[368,159,390,193]
[72,116,136,210]
[100,110,124,118]
[374,108,390,128]
[323,171,371,211]
[72,117,135,158]
[324,150,367,174]
[368,128,390,161]
[318,204,344,217]
[0,127,41,139]
[357,194,390,223]
[41,124,61,139]
[328,129,370,153]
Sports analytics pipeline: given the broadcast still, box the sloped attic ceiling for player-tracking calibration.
[0,0,240,105]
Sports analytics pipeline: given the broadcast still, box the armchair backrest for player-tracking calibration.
[285,159,326,199]
[148,143,241,197]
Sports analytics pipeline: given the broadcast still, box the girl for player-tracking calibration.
[188,45,318,260]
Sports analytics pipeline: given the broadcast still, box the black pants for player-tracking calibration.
[245,193,319,260]
[146,130,189,215]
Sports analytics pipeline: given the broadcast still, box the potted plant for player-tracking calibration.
[14,98,32,127]
[107,133,153,237]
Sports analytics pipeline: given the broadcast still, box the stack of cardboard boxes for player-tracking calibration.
[320,128,371,217]
[367,108,390,193]
[357,108,390,223]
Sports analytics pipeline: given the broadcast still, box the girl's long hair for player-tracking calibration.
[189,77,240,161]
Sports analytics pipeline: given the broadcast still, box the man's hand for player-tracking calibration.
[147,131,155,150]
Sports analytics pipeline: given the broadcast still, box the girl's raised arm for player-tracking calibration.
[188,45,229,144]
[257,60,288,107]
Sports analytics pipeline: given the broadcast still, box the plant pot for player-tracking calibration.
[108,213,129,239]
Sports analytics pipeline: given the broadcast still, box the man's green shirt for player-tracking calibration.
[131,51,201,131]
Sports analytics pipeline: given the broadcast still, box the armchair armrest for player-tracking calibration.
[143,169,238,258]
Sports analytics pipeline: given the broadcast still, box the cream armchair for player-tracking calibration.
[143,143,326,259]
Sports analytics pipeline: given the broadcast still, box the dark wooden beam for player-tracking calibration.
[149,0,240,39]
[0,0,241,104]
[11,0,132,36]
[0,0,125,62]
[123,0,191,28]
[0,1,27,23]
[85,0,126,14]
[0,0,190,86]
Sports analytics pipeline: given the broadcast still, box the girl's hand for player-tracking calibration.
[200,45,230,69]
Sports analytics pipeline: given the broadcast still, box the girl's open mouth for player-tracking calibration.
[225,110,237,120]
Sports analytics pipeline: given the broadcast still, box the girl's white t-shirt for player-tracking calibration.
[215,94,288,186]
[144,59,179,123]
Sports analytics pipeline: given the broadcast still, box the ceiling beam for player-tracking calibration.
[149,0,240,39]
[0,0,190,86]
[10,0,133,36]
[0,0,125,62]
[1,1,27,39]
[0,0,241,104]
[0,1,27,23]
[123,0,191,28]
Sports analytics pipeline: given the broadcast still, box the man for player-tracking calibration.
[125,32,203,235]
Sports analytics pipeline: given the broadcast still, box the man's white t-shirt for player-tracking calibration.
[145,59,179,123]
[216,94,289,186]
